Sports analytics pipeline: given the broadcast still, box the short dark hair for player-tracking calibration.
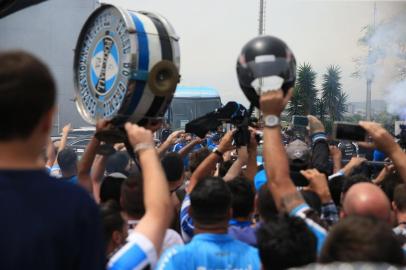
[342,174,370,194]
[190,176,231,225]
[258,185,278,222]
[381,172,403,203]
[320,216,404,265]
[189,148,210,173]
[106,152,130,175]
[57,147,77,173]
[0,51,56,140]
[328,175,345,207]
[100,200,124,247]
[394,184,406,212]
[227,177,255,218]
[161,152,184,182]
[100,175,126,204]
[257,215,317,270]
[219,160,234,178]
[120,173,145,218]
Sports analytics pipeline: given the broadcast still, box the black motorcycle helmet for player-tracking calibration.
[236,35,296,108]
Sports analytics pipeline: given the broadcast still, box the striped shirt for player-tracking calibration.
[107,232,157,270]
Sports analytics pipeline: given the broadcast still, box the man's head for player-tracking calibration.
[342,182,391,222]
[257,184,278,222]
[342,174,370,195]
[227,177,255,219]
[320,216,404,265]
[393,184,406,214]
[106,151,130,175]
[286,139,310,175]
[286,139,310,169]
[100,200,127,255]
[100,174,127,205]
[381,172,403,203]
[219,160,234,178]
[189,147,211,173]
[257,215,317,270]
[0,51,55,143]
[161,152,184,191]
[190,176,232,228]
[57,147,78,176]
[120,173,145,219]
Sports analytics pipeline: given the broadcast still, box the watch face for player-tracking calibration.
[265,115,279,126]
[74,5,135,124]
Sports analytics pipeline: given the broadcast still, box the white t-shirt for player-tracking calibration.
[128,220,183,254]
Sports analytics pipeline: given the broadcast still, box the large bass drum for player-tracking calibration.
[73,4,180,126]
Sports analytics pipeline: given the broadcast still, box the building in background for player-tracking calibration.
[0,0,97,135]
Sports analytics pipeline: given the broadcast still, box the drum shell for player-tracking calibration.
[73,4,180,125]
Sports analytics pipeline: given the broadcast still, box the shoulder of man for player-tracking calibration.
[156,244,187,270]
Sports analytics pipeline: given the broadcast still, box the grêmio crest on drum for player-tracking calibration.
[73,4,180,132]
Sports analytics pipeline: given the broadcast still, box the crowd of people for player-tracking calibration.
[2,51,406,270]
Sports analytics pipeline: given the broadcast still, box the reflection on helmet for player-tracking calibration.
[236,35,296,108]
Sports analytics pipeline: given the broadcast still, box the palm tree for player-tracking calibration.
[287,85,305,116]
[335,91,348,121]
[287,63,318,116]
[321,65,346,121]
[314,98,327,122]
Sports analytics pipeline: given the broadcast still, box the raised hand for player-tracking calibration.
[259,88,293,117]
[359,121,399,155]
[217,130,236,153]
[125,123,154,148]
[300,169,332,203]
[307,115,325,134]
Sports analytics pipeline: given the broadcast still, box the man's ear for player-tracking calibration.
[339,209,346,219]
[112,230,124,245]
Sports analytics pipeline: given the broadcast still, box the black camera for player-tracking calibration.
[185,102,256,147]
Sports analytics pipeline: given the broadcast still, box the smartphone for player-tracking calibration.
[292,115,309,127]
[333,122,367,141]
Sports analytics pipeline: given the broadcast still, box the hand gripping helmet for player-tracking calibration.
[236,35,296,108]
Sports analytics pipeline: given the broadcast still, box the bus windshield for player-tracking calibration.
[168,97,222,129]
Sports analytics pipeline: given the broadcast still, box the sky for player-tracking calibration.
[101,0,406,106]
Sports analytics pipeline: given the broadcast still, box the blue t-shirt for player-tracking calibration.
[180,195,258,246]
[228,219,257,246]
[172,142,203,169]
[0,170,104,270]
[156,233,261,270]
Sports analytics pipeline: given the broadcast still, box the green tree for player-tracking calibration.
[335,91,348,121]
[321,65,347,121]
[314,98,327,122]
[287,63,318,116]
[287,85,305,116]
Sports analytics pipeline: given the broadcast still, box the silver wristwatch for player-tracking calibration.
[263,115,280,128]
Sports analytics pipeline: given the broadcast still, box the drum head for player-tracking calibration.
[74,4,180,125]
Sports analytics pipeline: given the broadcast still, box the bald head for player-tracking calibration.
[342,182,391,222]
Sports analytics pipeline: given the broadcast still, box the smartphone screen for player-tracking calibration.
[292,115,309,127]
[333,122,367,141]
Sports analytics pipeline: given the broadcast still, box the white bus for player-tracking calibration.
[166,86,222,129]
